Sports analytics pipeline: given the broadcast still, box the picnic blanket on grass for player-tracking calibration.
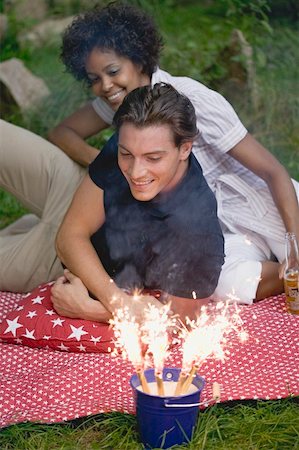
[0,290,298,429]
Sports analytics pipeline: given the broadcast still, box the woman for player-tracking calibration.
[52,84,224,322]
[1,2,298,303]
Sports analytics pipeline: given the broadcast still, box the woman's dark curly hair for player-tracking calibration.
[61,2,163,83]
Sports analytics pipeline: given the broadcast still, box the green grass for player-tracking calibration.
[0,189,28,229]
[0,400,298,449]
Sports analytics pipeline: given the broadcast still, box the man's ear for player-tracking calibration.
[179,141,193,161]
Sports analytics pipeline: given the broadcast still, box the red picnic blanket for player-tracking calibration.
[0,290,298,428]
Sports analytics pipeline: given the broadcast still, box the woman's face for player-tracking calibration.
[118,123,192,202]
[85,48,150,111]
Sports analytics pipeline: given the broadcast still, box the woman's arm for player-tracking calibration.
[229,133,299,243]
[54,174,162,322]
[48,102,109,167]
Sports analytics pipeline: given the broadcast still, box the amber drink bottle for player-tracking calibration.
[284,232,299,315]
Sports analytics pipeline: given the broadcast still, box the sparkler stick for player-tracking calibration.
[212,381,221,401]
[155,371,165,396]
[174,371,188,396]
[141,303,174,396]
[180,364,199,395]
[137,368,150,394]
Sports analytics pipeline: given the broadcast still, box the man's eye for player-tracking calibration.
[120,153,132,158]
[148,156,161,162]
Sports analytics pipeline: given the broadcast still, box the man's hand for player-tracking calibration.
[51,269,110,322]
[166,294,211,323]
[118,291,165,323]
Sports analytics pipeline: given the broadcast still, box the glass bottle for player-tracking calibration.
[284,232,299,315]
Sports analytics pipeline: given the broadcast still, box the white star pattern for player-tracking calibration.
[26,311,37,319]
[78,344,86,352]
[51,318,65,328]
[0,291,298,430]
[43,335,51,340]
[22,329,36,339]
[57,343,69,351]
[67,325,88,342]
[90,335,102,344]
[45,309,56,316]
[31,295,44,305]
[4,316,23,337]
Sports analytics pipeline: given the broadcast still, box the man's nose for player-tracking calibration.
[129,159,146,179]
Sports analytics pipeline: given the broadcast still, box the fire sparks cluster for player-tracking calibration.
[109,297,248,397]
[110,302,177,394]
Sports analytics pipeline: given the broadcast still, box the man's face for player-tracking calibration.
[118,123,192,201]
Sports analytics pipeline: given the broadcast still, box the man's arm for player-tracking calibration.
[48,102,109,167]
[54,175,163,322]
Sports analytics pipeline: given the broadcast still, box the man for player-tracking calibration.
[51,84,224,322]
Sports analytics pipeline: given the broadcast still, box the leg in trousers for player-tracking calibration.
[0,119,86,292]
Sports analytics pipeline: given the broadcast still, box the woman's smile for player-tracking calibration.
[85,49,150,111]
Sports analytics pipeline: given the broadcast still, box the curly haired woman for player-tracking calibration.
[1,2,298,306]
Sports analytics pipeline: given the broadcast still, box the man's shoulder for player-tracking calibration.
[89,133,120,187]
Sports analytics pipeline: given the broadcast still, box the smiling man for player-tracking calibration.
[118,123,191,201]
[52,84,224,323]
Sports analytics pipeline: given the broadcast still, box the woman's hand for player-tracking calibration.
[279,260,286,279]
[51,269,111,322]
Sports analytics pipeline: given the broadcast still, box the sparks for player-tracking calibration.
[178,301,248,374]
[109,306,143,369]
[141,303,175,375]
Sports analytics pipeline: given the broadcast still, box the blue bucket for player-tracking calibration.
[130,367,205,449]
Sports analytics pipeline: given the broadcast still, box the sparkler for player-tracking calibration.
[141,303,176,396]
[174,371,188,396]
[212,382,221,401]
[110,298,177,395]
[110,295,248,399]
[176,301,248,395]
[109,305,150,393]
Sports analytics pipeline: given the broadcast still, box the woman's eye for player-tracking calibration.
[87,77,99,86]
[109,68,119,76]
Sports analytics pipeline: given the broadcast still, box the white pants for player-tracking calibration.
[214,178,299,304]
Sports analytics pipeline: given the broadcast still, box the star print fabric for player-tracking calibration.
[0,283,114,353]
[0,288,298,429]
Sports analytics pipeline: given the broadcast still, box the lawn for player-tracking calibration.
[0,0,299,448]
[0,400,298,449]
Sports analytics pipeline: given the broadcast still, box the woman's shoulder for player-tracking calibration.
[153,67,224,104]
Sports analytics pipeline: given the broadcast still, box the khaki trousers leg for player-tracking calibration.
[0,119,86,292]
